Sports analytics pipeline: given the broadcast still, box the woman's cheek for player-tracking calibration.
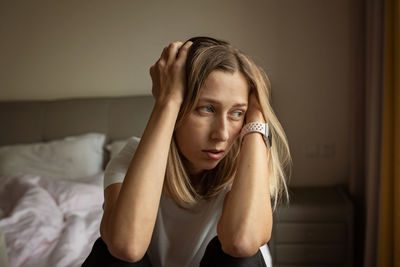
[232,123,243,138]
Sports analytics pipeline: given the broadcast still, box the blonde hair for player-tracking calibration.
[164,37,291,210]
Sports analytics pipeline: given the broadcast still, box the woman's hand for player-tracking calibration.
[149,41,193,107]
[245,92,265,123]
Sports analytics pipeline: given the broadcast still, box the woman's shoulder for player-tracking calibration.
[108,136,141,164]
[103,136,141,189]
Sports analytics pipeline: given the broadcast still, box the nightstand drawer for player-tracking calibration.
[275,244,346,264]
[275,222,346,243]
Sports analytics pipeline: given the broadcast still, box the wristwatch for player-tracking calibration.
[240,122,272,148]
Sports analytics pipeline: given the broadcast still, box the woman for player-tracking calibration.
[82,37,291,267]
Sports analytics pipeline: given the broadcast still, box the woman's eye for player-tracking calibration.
[199,106,214,113]
[232,110,244,117]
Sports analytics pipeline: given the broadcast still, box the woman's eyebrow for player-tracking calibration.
[198,98,248,108]
[231,103,248,108]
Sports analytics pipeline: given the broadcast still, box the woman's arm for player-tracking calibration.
[217,93,272,258]
[100,41,192,262]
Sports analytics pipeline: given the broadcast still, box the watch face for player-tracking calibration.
[265,123,272,147]
[267,135,272,147]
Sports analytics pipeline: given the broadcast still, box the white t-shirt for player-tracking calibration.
[104,137,272,267]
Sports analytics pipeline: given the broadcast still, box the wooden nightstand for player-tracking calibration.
[269,186,354,267]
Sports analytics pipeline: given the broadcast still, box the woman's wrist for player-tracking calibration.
[154,95,183,111]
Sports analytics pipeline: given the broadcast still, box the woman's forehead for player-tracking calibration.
[197,70,249,105]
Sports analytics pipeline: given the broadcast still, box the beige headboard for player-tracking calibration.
[0,95,154,147]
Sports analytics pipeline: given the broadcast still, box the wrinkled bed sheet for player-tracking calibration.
[0,173,104,267]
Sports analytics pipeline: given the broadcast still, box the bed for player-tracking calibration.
[0,96,154,267]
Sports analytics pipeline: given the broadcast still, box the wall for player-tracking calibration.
[0,0,361,187]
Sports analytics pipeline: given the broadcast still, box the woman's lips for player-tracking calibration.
[203,150,224,160]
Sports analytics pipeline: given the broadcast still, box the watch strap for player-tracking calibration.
[240,122,272,147]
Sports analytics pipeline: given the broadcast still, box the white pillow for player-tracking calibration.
[106,136,140,159]
[0,133,106,180]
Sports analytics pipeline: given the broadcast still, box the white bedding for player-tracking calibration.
[0,172,104,267]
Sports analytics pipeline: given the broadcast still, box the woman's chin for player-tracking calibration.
[185,157,224,174]
[200,160,221,171]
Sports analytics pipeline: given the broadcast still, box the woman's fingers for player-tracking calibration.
[156,42,183,65]
[176,41,193,64]
[166,41,183,65]
[246,92,265,123]
[150,40,193,104]
[160,41,193,67]
[152,42,184,74]
[248,92,259,107]
[155,47,168,68]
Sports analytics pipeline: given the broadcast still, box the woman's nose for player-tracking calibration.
[210,116,229,142]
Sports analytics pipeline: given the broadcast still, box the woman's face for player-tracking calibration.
[175,70,249,175]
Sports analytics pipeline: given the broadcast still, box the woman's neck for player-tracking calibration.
[189,172,205,190]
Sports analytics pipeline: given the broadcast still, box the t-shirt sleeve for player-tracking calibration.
[103,137,140,189]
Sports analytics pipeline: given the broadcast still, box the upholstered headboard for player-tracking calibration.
[0,95,154,147]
